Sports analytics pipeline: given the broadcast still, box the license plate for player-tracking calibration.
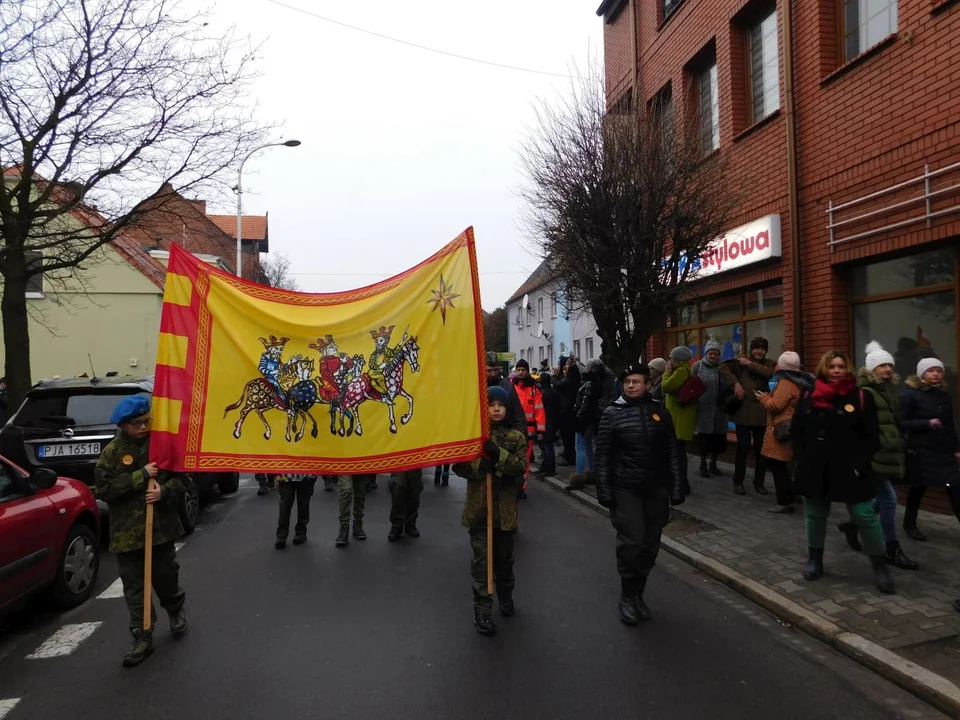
[38,443,101,458]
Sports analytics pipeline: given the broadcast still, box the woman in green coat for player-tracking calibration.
[662,346,697,495]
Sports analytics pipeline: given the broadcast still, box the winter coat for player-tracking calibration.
[574,369,609,434]
[512,376,546,438]
[792,381,881,504]
[454,422,528,532]
[693,361,728,435]
[555,367,581,414]
[595,395,682,506]
[661,362,697,442]
[538,379,561,443]
[95,432,185,554]
[649,375,664,404]
[720,357,777,427]
[899,376,960,488]
[759,370,813,462]
[857,369,907,482]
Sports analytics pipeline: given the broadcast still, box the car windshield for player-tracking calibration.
[15,390,144,429]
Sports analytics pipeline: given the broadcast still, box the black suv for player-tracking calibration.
[0,375,239,533]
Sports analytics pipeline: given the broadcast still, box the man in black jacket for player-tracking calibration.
[569,359,609,488]
[595,364,685,626]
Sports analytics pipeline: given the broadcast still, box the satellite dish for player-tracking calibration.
[522,293,530,310]
[537,321,544,338]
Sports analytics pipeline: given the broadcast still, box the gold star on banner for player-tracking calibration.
[427,274,461,325]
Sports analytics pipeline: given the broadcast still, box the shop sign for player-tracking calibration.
[688,215,782,278]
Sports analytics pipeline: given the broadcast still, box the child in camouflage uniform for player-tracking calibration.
[454,385,527,636]
[95,395,187,668]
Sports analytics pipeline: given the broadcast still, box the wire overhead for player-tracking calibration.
[265,0,572,78]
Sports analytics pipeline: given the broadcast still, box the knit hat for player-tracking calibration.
[515,359,530,371]
[110,394,151,425]
[777,351,801,371]
[864,341,895,372]
[670,346,693,362]
[488,385,509,405]
[647,358,666,374]
[750,337,769,352]
[704,339,722,354]
[917,357,945,377]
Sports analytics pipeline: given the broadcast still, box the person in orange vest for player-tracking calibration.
[512,359,546,499]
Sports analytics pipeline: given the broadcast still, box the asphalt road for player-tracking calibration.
[0,474,947,720]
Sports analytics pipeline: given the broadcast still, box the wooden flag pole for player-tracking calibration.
[142,480,157,632]
[486,472,494,595]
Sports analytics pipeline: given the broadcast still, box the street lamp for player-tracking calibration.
[235,139,301,278]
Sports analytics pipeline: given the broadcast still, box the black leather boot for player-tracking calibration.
[885,541,919,571]
[803,547,824,581]
[870,555,895,594]
[838,522,862,551]
[474,610,497,635]
[122,629,154,667]
[352,522,367,541]
[404,523,420,538]
[387,525,403,542]
[634,579,652,620]
[618,596,640,625]
[335,524,349,547]
[699,460,709,478]
[902,504,927,541]
[498,590,515,617]
[168,608,187,638]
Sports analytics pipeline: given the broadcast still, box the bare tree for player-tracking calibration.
[0,0,273,406]
[482,306,509,352]
[519,66,738,371]
[257,253,300,291]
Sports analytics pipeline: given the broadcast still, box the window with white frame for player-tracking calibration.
[585,337,595,360]
[573,339,581,359]
[520,349,525,360]
[747,7,780,124]
[538,297,544,322]
[25,252,44,297]
[548,345,555,367]
[539,346,545,361]
[842,0,897,62]
[698,60,719,153]
[551,292,558,318]
[516,306,523,328]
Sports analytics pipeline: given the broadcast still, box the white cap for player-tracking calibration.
[864,341,895,372]
[917,357,945,378]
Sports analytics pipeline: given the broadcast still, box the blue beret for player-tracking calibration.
[488,385,509,406]
[110,394,152,425]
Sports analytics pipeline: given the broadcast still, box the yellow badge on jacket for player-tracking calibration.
[121,454,134,466]
[843,404,855,413]
[652,413,661,422]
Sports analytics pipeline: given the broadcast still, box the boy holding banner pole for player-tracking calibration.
[95,395,188,668]
[454,386,528,636]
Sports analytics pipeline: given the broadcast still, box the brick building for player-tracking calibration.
[598,0,959,393]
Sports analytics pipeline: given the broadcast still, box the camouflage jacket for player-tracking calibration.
[454,424,528,532]
[95,432,186,553]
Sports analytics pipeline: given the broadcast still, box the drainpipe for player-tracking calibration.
[782,0,803,358]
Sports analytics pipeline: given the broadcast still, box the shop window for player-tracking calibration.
[745,286,784,316]
[841,0,897,63]
[746,316,786,358]
[665,329,700,358]
[747,6,780,124]
[701,295,742,324]
[703,323,743,361]
[851,248,955,298]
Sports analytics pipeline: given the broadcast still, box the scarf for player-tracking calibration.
[811,375,856,409]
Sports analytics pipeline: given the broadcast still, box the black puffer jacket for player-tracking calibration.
[900,376,960,488]
[595,395,683,506]
[574,368,609,433]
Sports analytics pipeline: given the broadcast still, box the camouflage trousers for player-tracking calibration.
[469,528,515,612]
[116,542,185,633]
[388,469,423,528]
[338,475,370,526]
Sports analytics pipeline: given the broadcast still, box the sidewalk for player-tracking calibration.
[537,456,960,713]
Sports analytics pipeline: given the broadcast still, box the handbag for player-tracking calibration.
[773,418,793,442]
[676,374,707,405]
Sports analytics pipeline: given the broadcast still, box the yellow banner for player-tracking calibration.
[151,228,486,473]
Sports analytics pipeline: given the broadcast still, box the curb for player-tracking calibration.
[538,475,960,716]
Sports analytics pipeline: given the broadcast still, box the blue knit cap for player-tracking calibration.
[488,385,509,406]
[110,394,152,425]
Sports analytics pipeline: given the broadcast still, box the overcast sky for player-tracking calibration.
[206,0,601,311]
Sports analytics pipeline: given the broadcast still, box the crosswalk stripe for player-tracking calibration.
[0,699,21,719]
[26,622,102,659]
[96,578,124,599]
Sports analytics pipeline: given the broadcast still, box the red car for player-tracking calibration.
[0,457,101,616]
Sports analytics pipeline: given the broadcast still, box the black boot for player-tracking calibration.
[885,541,919,571]
[441,473,449,487]
[803,547,824,581]
[404,523,420,538]
[870,555,895,594]
[122,629,154,667]
[335,524,349,547]
[699,460,709,479]
[352,522,367,541]
[293,532,307,546]
[902,504,926,541]
[498,590,515,617]
[838,521,862,551]
[323,477,335,492]
[387,525,403,542]
[367,477,378,491]
[618,596,640,626]
[709,460,722,476]
[474,610,497,636]
[168,608,187,638]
